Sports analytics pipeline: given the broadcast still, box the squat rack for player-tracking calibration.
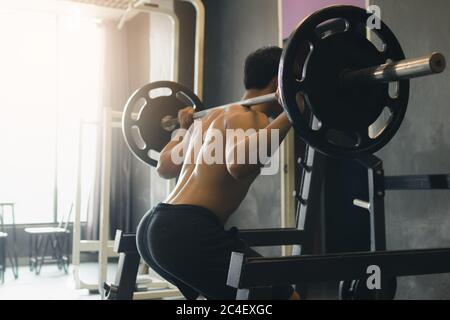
[227,151,450,299]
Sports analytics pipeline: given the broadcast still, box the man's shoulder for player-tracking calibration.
[224,107,269,129]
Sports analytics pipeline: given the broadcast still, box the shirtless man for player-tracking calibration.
[136,47,299,300]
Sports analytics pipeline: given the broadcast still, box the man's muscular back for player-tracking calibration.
[163,105,269,224]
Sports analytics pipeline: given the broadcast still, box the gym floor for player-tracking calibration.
[0,263,115,300]
[0,262,180,300]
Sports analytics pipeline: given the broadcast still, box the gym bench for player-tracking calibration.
[104,228,305,300]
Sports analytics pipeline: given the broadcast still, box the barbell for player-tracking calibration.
[122,5,446,167]
[160,52,445,131]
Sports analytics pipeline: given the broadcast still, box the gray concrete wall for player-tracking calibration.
[203,0,281,256]
[371,0,450,299]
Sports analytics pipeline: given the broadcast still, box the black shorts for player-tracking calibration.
[136,203,294,300]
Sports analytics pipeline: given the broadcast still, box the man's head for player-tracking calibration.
[244,46,283,116]
[244,46,282,91]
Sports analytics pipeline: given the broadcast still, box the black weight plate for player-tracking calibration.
[279,5,409,158]
[338,280,356,300]
[122,81,203,167]
[306,32,387,131]
[353,277,397,300]
[339,277,397,300]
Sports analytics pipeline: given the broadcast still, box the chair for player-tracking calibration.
[24,204,73,275]
[0,202,19,283]
[0,231,6,284]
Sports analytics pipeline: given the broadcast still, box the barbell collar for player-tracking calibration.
[342,52,446,86]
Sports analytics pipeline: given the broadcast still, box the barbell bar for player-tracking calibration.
[161,52,446,131]
[343,52,446,86]
[161,92,278,131]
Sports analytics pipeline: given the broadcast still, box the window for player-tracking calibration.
[0,1,101,224]
[55,10,102,224]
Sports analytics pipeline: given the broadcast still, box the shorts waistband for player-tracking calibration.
[152,203,221,224]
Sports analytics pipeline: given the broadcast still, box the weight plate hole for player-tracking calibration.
[293,41,313,81]
[131,126,147,150]
[310,118,322,132]
[369,107,393,139]
[367,28,387,53]
[315,18,349,39]
[149,87,173,99]
[176,91,196,108]
[325,129,359,148]
[131,97,146,121]
[148,149,160,162]
[389,81,399,99]
[296,91,306,114]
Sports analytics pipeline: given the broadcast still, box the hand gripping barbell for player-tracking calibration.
[122,5,446,167]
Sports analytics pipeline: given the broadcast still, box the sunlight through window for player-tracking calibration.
[0,1,101,224]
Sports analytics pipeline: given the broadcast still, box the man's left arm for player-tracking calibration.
[225,112,292,180]
[157,107,194,179]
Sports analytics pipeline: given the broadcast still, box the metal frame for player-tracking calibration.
[179,0,205,99]
[228,248,450,289]
[104,231,182,300]
[295,144,326,252]
[0,203,19,280]
[97,107,117,294]
[72,111,120,293]
[0,234,5,284]
[103,231,141,300]
[385,174,450,190]
[73,1,182,294]
[117,1,181,84]
[144,3,180,83]
[227,154,450,300]
[278,0,297,246]
[355,156,387,252]
[86,0,198,297]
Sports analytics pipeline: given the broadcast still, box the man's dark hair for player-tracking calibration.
[244,46,283,90]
